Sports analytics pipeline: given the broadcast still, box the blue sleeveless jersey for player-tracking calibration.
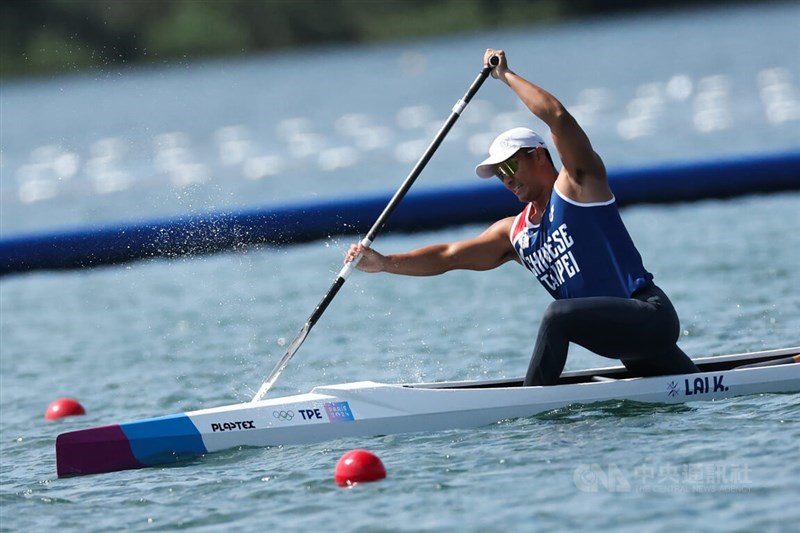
[509,186,653,299]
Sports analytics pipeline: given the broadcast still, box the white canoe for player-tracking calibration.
[56,347,800,477]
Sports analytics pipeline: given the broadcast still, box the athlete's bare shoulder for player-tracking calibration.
[484,216,515,239]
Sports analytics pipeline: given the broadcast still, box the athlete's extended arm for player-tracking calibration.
[345,218,517,276]
[485,49,607,187]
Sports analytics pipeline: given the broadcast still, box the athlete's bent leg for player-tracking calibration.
[524,300,572,386]
[523,285,699,386]
[621,345,699,377]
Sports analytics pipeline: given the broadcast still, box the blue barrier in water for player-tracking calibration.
[1,151,798,276]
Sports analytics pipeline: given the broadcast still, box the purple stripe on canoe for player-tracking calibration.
[56,424,144,477]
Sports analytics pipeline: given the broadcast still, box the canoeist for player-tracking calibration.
[346,48,700,385]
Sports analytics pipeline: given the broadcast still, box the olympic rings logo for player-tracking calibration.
[273,410,294,421]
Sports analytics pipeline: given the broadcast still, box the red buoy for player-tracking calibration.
[45,398,86,420]
[334,449,386,486]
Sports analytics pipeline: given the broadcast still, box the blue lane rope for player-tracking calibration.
[2,151,798,276]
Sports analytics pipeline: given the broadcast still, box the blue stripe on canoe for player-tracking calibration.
[120,414,207,465]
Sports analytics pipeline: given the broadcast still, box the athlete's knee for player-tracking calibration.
[623,345,699,377]
[540,300,573,328]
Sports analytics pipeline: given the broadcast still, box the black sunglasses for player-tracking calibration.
[495,148,536,181]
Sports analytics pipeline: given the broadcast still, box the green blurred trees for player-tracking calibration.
[0,0,744,77]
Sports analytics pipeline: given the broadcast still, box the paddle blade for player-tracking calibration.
[251,322,311,402]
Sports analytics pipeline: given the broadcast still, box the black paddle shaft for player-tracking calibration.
[252,57,499,401]
[364,56,500,244]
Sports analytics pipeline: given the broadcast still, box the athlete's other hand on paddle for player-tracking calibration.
[345,244,385,273]
[485,48,509,80]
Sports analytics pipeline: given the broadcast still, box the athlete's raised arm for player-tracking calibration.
[485,49,609,200]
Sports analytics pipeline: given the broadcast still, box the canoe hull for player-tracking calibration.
[56,348,800,477]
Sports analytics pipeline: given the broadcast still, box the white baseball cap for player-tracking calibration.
[474,127,548,178]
